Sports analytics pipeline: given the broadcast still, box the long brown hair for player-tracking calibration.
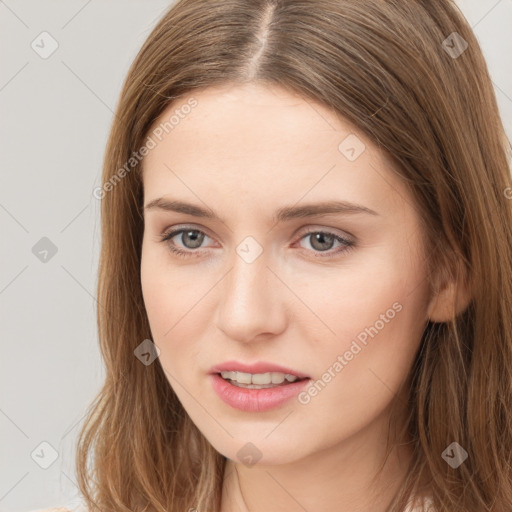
[76,1,512,511]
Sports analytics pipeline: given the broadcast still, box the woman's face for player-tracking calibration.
[140,82,433,466]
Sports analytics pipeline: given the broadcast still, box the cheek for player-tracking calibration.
[140,244,208,379]
[289,238,428,343]
[298,244,429,413]
[141,239,189,336]
[140,245,167,335]
[290,291,427,446]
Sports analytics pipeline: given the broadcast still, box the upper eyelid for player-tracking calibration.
[162,224,354,245]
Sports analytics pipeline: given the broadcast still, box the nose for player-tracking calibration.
[214,249,288,344]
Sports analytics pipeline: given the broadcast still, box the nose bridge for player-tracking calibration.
[228,244,268,302]
[214,238,286,341]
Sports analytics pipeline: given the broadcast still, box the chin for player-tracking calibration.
[213,437,304,468]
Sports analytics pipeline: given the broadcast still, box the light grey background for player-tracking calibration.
[1,1,511,511]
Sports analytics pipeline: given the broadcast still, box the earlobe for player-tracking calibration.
[427,259,472,323]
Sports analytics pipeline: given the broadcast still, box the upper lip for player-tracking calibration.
[209,360,310,379]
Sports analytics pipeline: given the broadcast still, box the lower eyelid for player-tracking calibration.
[161,229,214,249]
[295,233,354,257]
[299,231,352,246]
[161,228,353,256]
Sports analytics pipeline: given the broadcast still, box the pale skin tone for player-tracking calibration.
[140,82,468,512]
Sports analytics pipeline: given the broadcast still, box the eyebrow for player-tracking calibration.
[144,197,379,224]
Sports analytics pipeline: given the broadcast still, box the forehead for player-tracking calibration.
[141,82,409,220]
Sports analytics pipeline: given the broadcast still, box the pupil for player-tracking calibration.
[311,233,334,251]
[183,230,204,249]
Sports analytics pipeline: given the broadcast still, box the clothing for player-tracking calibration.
[26,498,88,512]
[405,494,436,511]
[29,495,435,512]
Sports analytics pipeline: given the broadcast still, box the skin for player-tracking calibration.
[140,82,460,512]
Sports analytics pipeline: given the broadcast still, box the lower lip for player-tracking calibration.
[210,373,311,412]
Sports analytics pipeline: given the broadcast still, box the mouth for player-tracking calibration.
[209,371,312,412]
[209,360,311,389]
[215,371,310,390]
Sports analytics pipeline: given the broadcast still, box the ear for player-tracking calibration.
[426,255,472,323]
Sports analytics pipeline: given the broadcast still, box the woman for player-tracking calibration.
[35,0,512,511]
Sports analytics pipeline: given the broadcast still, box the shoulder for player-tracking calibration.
[406,494,436,512]
[26,508,72,512]
[27,504,88,512]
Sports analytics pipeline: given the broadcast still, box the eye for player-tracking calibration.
[158,226,355,259]
[159,227,214,258]
[294,229,355,258]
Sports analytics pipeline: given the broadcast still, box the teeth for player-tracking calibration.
[220,371,300,385]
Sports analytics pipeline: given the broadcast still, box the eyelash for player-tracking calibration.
[158,226,355,260]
